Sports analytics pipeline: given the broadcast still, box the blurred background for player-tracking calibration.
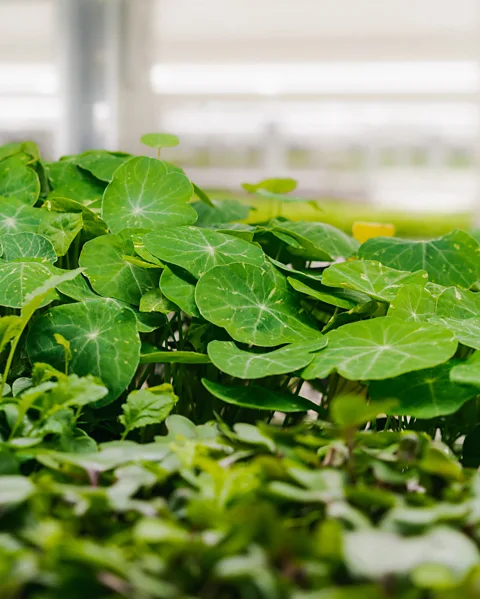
[1,0,480,231]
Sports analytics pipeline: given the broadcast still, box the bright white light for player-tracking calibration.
[151,61,480,96]
[0,97,59,127]
[0,63,57,95]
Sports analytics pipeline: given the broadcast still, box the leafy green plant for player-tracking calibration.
[0,135,480,597]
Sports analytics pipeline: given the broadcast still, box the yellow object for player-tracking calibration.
[352,221,396,244]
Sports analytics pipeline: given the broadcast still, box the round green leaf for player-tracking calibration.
[102,157,196,233]
[370,363,477,418]
[0,232,56,263]
[144,226,264,278]
[208,339,326,379]
[322,260,429,302]
[195,262,321,346]
[0,197,45,235]
[160,266,200,317]
[387,284,436,322]
[302,317,457,381]
[73,151,132,182]
[202,378,321,413]
[38,211,83,256]
[359,229,480,288]
[27,299,140,406]
[243,178,297,195]
[0,262,54,308]
[269,220,359,260]
[0,162,40,205]
[79,232,159,305]
[140,133,179,149]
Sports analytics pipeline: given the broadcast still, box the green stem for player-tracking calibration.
[0,332,23,401]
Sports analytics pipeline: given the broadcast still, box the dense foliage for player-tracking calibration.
[1,138,480,597]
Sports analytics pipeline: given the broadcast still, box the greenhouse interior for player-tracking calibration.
[2,1,480,597]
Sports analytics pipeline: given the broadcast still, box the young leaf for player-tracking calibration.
[79,231,159,305]
[207,339,326,379]
[0,232,57,263]
[54,333,72,375]
[139,288,176,314]
[27,299,140,406]
[120,385,178,438]
[144,226,264,278]
[322,260,429,302]
[195,262,321,346]
[242,178,297,194]
[202,379,321,413]
[302,317,457,381]
[370,363,477,418]
[359,229,480,288]
[140,133,180,149]
[102,157,196,233]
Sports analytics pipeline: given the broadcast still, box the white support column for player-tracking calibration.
[56,0,121,155]
[56,0,156,157]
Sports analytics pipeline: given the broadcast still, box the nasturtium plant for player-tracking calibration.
[359,229,480,288]
[79,230,159,304]
[144,225,264,278]
[322,260,429,302]
[196,262,322,346]
[27,299,140,405]
[102,157,196,233]
[0,160,40,206]
[302,317,457,381]
[269,219,359,260]
[72,150,132,182]
[1,135,480,598]
[0,232,56,263]
[207,338,326,379]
